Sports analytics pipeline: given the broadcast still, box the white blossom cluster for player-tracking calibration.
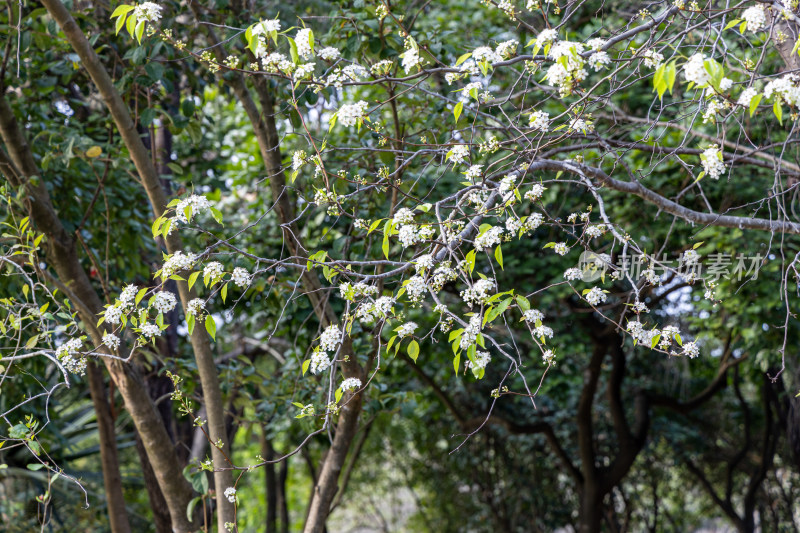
[683,53,710,87]
[56,338,86,375]
[187,298,205,317]
[204,262,224,283]
[642,49,664,69]
[525,184,546,201]
[132,2,162,22]
[340,377,362,392]
[175,194,211,225]
[584,287,607,306]
[295,28,313,59]
[474,226,504,251]
[318,47,341,61]
[460,278,495,307]
[356,296,394,323]
[224,487,237,503]
[737,87,759,107]
[764,74,800,107]
[152,291,178,314]
[742,5,766,32]
[140,323,161,339]
[397,321,418,338]
[231,267,251,287]
[459,314,483,350]
[161,251,197,278]
[103,332,120,350]
[319,325,342,352]
[340,282,379,301]
[700,145,725,180]
[337,101,369,127]
[465,350,491,370]
[529,110,550,132]
[448,145,470,165]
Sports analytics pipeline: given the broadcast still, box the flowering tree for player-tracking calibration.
[2,0,800,531]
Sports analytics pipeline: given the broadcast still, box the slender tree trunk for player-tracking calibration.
[0,90,198,532]
[38,3,235,529]
[133,433,173,533]
[86,362,131,533]
[578,483,603,533]
[278,458,290,533]
[260,428,277,533]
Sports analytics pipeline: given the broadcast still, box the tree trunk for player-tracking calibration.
[260,428,277,533]
[0,90,198,532]
[38,3,235,529]
[133,433,173,533]
[577,483,604,533]
[86,362,131,533]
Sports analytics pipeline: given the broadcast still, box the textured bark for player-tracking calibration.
[133,433,173,533]
[38,1,235,529]
[0,92,197,531]
[85,362,131,533]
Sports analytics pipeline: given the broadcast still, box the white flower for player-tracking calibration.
[587,38,606,51]
[120,284,138,306]
[231,267,251,288]
[397,321,418,338]
[719,77,733,91]
[187,298,205,317]
[585,225,606,238]
[529,110,550,132]
[495,39,518,59]
[405,275,428,303]
[681,341,700,358]
[204,262,224,282]
[175,194,211,224]
[465,164,483,181]
[700,144,725,180]
[415,254,435,272]
[140,323,161,338]
[102,333,120,350]
[398,225,419,248]
[642,49,664,69]
[294,63,315,78]
[337,101,369,127]
[584,287,607,306]
[152,291,178,314]
[683,249,700,264]
[460,278,495,307]
[132,2,163,22]
[224,487,236,503]
[310,351,332,374]
[104,305,123,325]
[554,242,569,255]
[474,226,504,251]
[392,208,415,225]
[506,217,522,233]
[542,349,556,365]
[318,47,341,61]
[162,251,197,278]
[466,350,491,370]
[448,145,470,165]
[295,28,313,59]
[252,18,280,35]
[340,377,362,392]
[533,325,554,339]
[588,51,611,71]
[564,268,583,281]
[342,65,368,81]
[535,29,558,47]
[632,300,650,313]
[742,5,766,32]
[764,74,800,106]
[525,184,546,201]
[569,118,594,134]
[319,325,342,352]
[683,53,710,87]
[523,309,544,323]
[737,87,758,107]
[459,314,483,350]
[473,46,501,63]
[641,268,661,285]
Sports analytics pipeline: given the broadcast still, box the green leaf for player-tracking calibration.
[27,463,44,471]
[453,101,463,123]
[302,359,311,375]
[723,19,741,31]
[749,93,762,117]
[335,388,343,403]
[455,52,472,66]
[24,335,39,349]
[188,271,200,290]
[774,100,783,124]
[187,496,202,523]
[494,245,503,269]
[465,249,476,274]
[187,314,195,335]
[453,353,460,374]
[110,4,135,18]
[515,295,530,312]
[209,207,223,225]
[221,283,228,303]
[408,340,420,362]
[115,13,127,35]
[651,334,661,349]
[205,315,216,340]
